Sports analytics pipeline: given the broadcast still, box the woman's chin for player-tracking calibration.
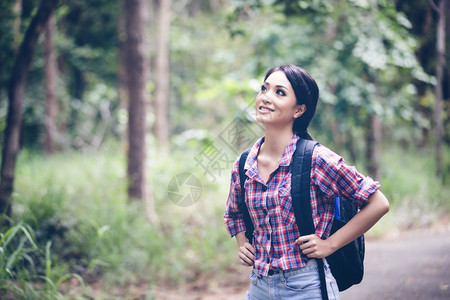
[255,116,265,125]
[255,114,272,124]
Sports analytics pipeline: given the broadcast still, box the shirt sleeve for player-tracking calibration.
[312,145,380,208]
[224,157,247,237]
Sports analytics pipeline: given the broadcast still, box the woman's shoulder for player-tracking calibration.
[313,143,343,164]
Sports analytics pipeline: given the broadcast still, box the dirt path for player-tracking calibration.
[341,224,450,300]
[156,220,450,299]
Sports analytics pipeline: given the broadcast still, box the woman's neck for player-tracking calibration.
[261,128,294,157]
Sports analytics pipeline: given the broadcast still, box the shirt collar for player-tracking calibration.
[244,134,300,174]
[279,134,300,166]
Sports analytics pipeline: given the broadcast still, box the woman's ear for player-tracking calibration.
[294,104,306,119]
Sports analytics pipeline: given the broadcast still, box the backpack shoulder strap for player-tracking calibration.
[291,138,318,236]
[291,139,329,300]
[238,149,254,242]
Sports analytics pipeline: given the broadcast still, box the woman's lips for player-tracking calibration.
[259,105,274,112]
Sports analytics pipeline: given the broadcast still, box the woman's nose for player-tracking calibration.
[262,91,272,103]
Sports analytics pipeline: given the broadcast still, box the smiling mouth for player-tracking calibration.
[259,106,274,112]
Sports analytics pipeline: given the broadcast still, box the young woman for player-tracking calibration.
[224,65,390,299]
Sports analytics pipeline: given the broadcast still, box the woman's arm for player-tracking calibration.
[296,190,389,258]
[224,158,256,266]
[224,159,247,237]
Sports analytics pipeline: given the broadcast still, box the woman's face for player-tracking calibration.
[255,70,305,129]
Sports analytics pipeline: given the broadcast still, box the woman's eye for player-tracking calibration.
[276,89,286,96]
[261,85,267,92]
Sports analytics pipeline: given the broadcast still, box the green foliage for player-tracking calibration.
[224,0,440,159]
[0,222,39,299]
[1,0,445,157]
[0,222,37,280]
[170,10,255,136]
[381,146,450,209]
[0,0,120,151]
[10,146,238,296]
[0,221,85,299]
[372,145,450,235]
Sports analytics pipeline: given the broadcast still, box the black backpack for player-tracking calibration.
[238,138,365,299]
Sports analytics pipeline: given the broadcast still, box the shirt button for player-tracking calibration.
[262,186,267,192]
[267,234,270,240]
[267,258,270,263]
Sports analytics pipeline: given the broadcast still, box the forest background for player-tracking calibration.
[0,0,449,299]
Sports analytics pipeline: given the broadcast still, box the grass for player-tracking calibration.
[1,142,449,298]
[4,144,237,298]
[366,145,450,237]
[0,221,85,299]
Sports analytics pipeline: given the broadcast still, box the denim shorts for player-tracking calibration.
[247,259,340,300]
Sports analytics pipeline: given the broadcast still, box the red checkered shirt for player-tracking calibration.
[224,134,380,276]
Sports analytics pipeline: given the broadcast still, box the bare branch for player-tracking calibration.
[428,0,440,14]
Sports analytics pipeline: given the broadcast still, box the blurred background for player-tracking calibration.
[0,0,449,298]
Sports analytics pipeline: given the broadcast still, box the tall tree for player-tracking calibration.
[154,0,171,152]
[366,115,381,180]
[13,0,22,49]
[123,0,157,222]
[429,0,447,177]
[0,0,59,218]
[44,13,58,154]
[117,0,128,143]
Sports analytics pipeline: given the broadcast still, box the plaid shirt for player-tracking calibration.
[224,134,380,276]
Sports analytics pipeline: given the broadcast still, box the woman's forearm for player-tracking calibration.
[235,231,248,247]
[327,190,390,253]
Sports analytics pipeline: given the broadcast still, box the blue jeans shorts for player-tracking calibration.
[247,259,340,300]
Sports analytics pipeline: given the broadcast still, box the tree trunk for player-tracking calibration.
[346,129,357,164]
[0,0,59,218]
[13,0,22,50]
[366,114,381,180]
[117,0,128,143]
[188,0,201,17]
[430,0,446,177]
[154,0,171,152]
[123,0,157,222]
[44,13,58,154]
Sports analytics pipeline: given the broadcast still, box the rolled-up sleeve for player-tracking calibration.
[312,145,380,208]
[224,158,246,237]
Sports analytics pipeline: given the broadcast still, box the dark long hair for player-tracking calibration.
[264,65,319,140]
